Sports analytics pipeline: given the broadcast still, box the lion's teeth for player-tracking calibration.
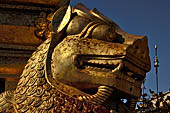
[112,70,114,73]
[87,60,112,65]
[106,61,109,65]
[88,60,91,63]
[88,60,94,63]
[101,68,105,71]
[93,60,97,64]
[112,62,124,73]
[94,67,97,70]
[84,60,124,73]
[108,61,112,65]
[101,62,105,65]
[105,69,110,72]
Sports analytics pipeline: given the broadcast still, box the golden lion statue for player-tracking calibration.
[0,1,150,113]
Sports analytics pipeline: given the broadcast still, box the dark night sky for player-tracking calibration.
[71,0,170,94]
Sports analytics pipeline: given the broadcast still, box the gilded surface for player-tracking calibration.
[0,1,151,113]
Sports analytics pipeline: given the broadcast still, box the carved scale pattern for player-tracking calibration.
[0,90,15,112]
[11,38,110,113]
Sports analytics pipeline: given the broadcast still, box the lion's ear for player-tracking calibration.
[45,3,72,88]
[51,5,72,33]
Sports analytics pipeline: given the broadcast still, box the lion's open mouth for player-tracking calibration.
[74,55,124,73]
[73,55,145,104]
[83,60,118,72]
[74,55,125,104]
[74,55,144,81]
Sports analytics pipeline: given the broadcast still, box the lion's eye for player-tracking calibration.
[106,30,117,42]
[92,25,117,42]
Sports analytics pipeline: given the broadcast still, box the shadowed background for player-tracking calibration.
[71,0,170,94]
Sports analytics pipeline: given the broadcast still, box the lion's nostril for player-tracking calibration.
[127,37,150,72]
[134,46,139,49]
[73,55,79,67]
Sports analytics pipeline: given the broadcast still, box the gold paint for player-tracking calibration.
[0,65,24,75]
[0,1,151,113]
[0,25,42,46]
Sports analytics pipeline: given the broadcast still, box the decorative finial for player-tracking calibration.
[154,44,159,67]
[154,44,159,96]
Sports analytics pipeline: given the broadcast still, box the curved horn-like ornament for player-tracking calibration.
[51,5,72,33]
[45,4,72,89]
[78,86,114,105]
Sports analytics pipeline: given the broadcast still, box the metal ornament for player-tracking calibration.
[51,5,71,33]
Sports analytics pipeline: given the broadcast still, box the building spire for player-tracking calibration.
[154,44,159,95]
